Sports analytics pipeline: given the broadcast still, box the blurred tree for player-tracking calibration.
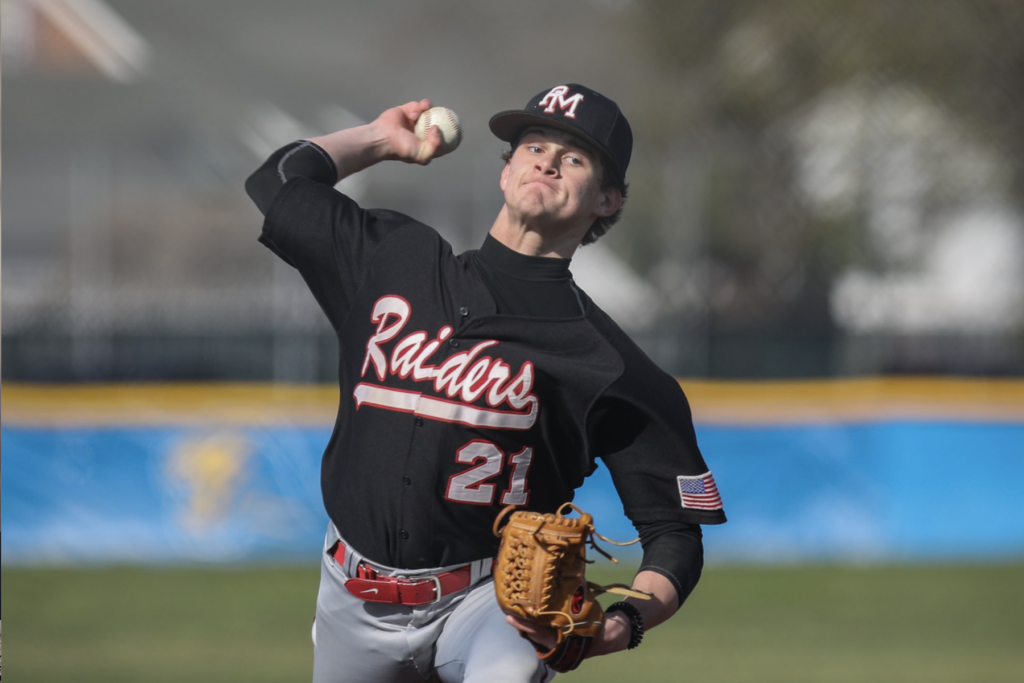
[618,0,1024,375]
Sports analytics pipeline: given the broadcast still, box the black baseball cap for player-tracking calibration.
[489,84,632,186]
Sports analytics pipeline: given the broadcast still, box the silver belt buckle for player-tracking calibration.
[426,574,443,604]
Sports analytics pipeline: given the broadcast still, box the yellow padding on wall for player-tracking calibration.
[681,378,1024,424]
[1,383,340,427]
[2,378,1023,426]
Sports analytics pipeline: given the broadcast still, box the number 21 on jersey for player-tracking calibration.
[445,440,533,506]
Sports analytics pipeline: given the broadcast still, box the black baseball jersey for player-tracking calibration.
[259,176,726,569]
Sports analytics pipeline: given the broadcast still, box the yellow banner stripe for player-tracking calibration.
[1,383,340,427]
[2,378,1023,427]
[680,377,1024,424]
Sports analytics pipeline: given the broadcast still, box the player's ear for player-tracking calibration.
[594,186,622,218]
[500,160,510,191]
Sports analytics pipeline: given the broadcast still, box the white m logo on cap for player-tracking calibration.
[538,86,585,119]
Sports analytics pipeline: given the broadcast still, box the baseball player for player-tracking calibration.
[245,84,726,682]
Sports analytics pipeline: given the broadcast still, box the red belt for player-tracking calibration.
[331,540,474,606]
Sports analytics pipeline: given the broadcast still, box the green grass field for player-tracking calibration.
[3,564,1022,682]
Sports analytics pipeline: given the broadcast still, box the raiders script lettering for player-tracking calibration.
[355,295,539,430]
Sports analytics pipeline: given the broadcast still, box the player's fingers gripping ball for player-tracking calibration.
[492,503,651,672]
[414,106,462,157]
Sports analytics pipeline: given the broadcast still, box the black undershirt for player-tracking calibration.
[473,235,585,317]
[246,141,704,608]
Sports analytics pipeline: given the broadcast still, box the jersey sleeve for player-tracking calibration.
[587,314,727,526]
[245,141,338,216]
[258,176,406,330]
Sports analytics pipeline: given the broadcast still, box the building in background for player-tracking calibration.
[3,0,1023,381]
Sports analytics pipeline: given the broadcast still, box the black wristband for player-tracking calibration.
[606,601,644,650]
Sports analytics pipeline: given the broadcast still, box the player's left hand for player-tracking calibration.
[507,611,633,659]
[505,614,559,652]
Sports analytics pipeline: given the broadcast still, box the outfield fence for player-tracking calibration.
[3,379,1023,566]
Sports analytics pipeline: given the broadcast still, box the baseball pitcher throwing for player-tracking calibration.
[245,83,727,682]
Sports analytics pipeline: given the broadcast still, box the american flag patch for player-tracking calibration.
[677,472,723,510]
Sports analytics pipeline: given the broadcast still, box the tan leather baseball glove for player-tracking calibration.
[492,503,650,672]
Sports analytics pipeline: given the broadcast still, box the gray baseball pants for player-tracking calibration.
[311,523,553,683]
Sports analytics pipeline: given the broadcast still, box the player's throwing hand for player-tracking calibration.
[372,99,444,165]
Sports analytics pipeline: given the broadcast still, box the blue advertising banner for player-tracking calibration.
[2,426,331,564]
[4,419,1023,565]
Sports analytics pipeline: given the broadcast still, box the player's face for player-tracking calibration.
[500,128,619,234]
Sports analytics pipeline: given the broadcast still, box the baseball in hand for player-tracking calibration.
[415,106,462,157]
